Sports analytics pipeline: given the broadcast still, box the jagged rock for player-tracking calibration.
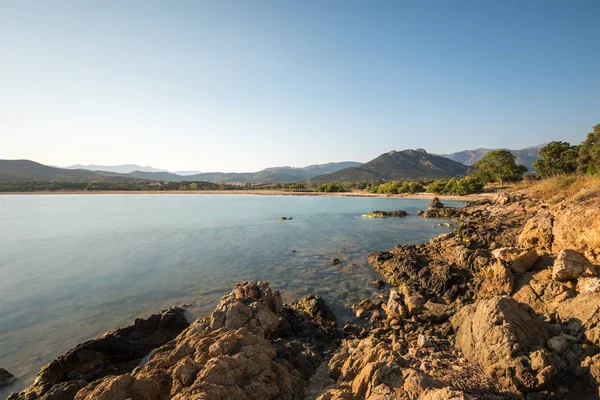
[419,387,474,400]
[512,269,576,315]
[210,280,283,335]
[372,279,385,289]
[0,368,16,389]
[518,210,554,252]
[494,193,521,206]
[581,354,600,394]
[306,335,443,399]
[430,197,444,209]
[554,294,600,347]
[491,247,538,274]
[294,294,336,323]
[478,261,514,298]
[352,299,377,319]
[369,245,472,305]
[451,297,553,392]
[8,307,189,400]
[75,326,300,400]
[552,249,596,282]
[576,276,600,294]
[416,301,454,323]
[386,289,409,320]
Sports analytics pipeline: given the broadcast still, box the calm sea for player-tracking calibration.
[0,194,457,396]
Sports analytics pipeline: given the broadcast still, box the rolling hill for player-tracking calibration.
[310,149,468,183]
[441,145,543,172]
[0,160,104,183]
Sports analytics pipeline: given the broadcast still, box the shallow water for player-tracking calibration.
[0,194,458,396]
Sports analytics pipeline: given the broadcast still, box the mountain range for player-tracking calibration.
[0,145,543,185]
[0,160,361,184]
[310,149,468,183]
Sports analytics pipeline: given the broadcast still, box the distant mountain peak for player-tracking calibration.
[311,148,467,183]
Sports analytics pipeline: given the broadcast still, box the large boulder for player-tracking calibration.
[518,210,554,252]
[552,249,596,282]
[551,193,600,263]
[451,297,554,392]
[491,247,538,274]
[8,307,189,400]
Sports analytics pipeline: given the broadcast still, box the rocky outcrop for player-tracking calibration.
[451,297,554,393]
[362,210,408,218]
[12,281,342,400]
[429,197,444,209]
[552,249,597,282]
[9,307,189,400]
[0,368,16,389]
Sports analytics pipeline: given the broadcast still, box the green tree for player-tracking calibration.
[577,124,600,175]
[472,150,527,185]
[189,182,199,190]
[533,141,579,177]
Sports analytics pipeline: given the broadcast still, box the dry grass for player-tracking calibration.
[512,174,600,204]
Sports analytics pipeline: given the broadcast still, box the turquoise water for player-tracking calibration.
[0,194,457,395]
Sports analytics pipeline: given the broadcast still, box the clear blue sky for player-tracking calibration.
[1,0,599,172]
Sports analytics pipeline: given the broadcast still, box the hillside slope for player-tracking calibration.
[310,149,468,183]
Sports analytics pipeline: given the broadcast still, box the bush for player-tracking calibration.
[316,183,344,192]
[426,177,484,195]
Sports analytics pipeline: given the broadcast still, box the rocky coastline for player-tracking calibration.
[6,182,600,399]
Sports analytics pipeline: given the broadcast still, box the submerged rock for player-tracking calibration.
[0,368,16,389]
[279,216,293,221]
[330,257,341,265]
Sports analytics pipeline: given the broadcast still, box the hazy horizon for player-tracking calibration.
[2,1,599,172]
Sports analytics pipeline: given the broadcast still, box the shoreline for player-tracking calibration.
[0,189,494,201]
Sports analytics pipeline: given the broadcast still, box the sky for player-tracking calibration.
[1,1,599,172]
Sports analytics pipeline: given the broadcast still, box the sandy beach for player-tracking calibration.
[0,189,495,201]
